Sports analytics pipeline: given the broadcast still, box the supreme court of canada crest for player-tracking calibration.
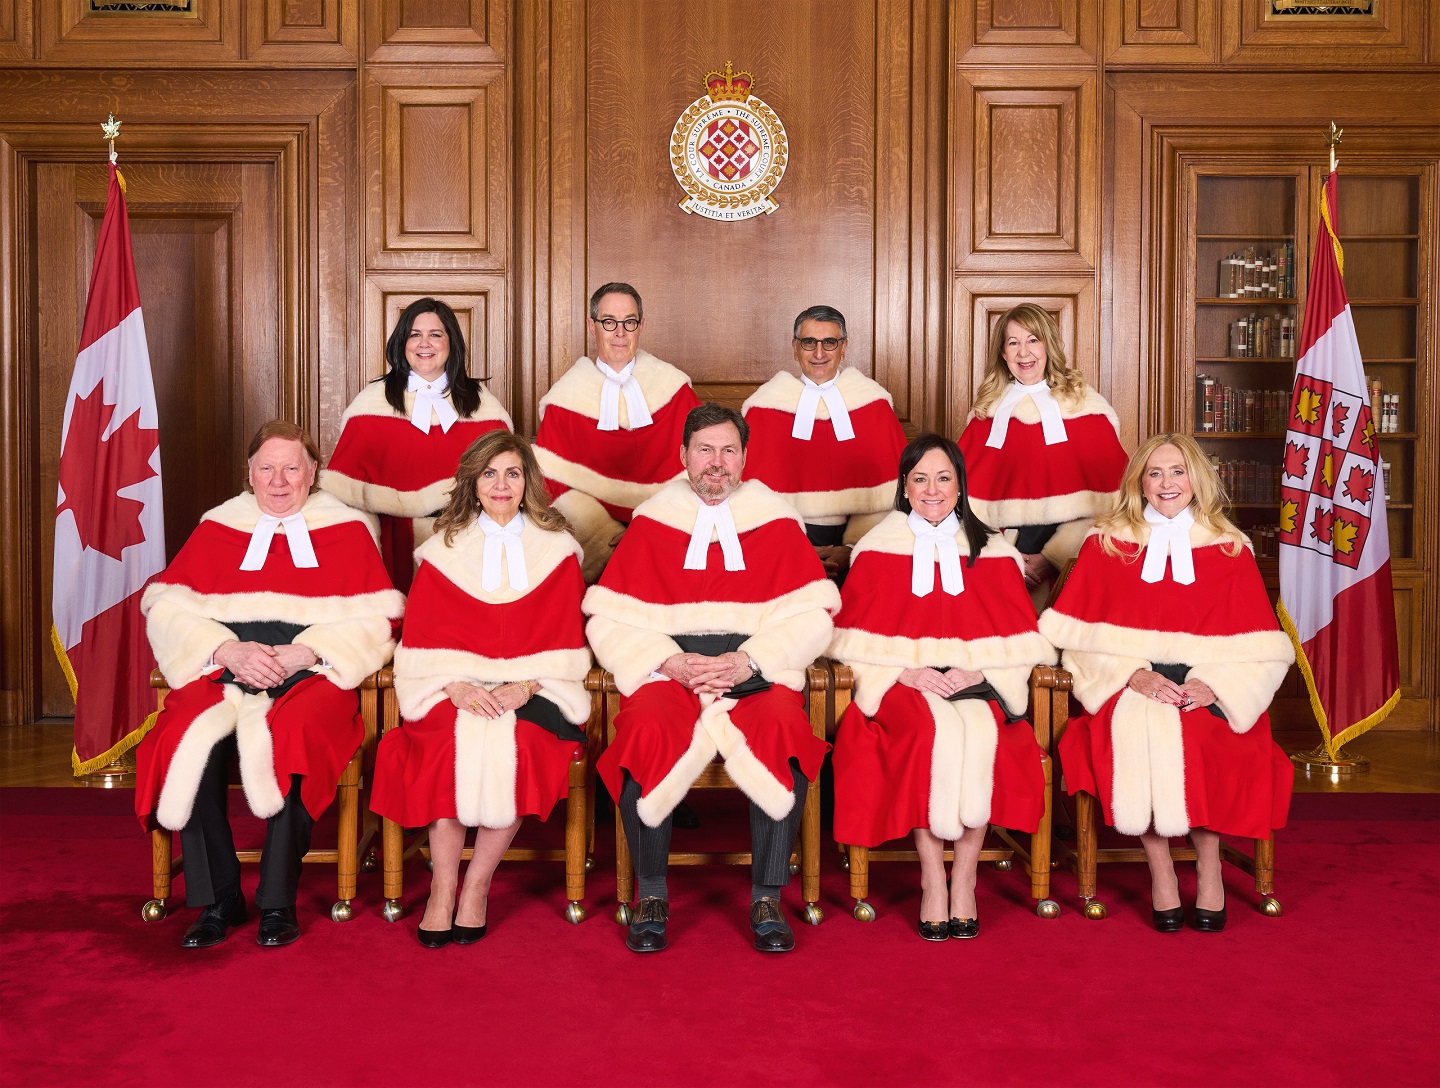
[670,62,789,222]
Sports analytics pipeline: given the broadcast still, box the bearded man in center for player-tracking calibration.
[584,403,840,955]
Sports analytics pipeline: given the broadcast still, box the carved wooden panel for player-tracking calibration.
[362,274,510,422]
[950,275,1098,431]
[365,0,505,63]
[1103,0,1219,64]
[955,0,1097,65]
[1222,0,1425,65]
[246,0,357,64]
[39,0,242,64]
[954,69,1097,272]
[0,0,34,62]
[365,66,508,270]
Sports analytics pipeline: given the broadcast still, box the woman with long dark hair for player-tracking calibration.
[322,297,512,590]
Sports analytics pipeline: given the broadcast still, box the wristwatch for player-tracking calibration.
[743,652,761,679]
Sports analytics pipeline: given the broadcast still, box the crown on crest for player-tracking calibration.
[704,61,754,103]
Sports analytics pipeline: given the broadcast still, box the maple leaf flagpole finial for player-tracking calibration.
[101,113,122,165]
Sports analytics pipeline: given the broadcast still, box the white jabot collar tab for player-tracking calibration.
[683,499,745,572]
[596,359,653,432]
[1141,505,1196,585]
[407,371,459,434]
[792,374,855,441]
[240,511,318,571]
[478,511,528,592]
[907,510,964,596]
[986,380,1068,448]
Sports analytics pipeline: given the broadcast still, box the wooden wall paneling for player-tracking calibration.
[1102,0,1219,65]
[950,274,1097,424]
[363,274,510,415]
[954,68,1098,274]
[39,0,242,65]
[245,0,358,65]
[0,0,34,62]
[365,0,505,64]
[364,66,509,271]
[1221,0,1426,66]
[954,0,1097,66]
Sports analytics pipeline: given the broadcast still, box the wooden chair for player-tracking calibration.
[834,661,1059,921]
[379,667,606,924]
[1044,668,1282,920]
[141,667,383,924]
[609,664,830,927]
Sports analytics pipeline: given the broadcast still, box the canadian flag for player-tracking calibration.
[1277,168,1399,756]
[52,161,165,775]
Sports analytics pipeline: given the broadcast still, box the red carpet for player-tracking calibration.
[1,788,1436,1087]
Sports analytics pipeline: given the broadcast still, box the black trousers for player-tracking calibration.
[619,761,808,889]
[180,734,315,909]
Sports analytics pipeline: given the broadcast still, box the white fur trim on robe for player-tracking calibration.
[552,490,625,582]
[453,709,521,828]
[537,349,691,425]
[741,366,895,415]
[925,692,999,839]
[1108,689,1189,838]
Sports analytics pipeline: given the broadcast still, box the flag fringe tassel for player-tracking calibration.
[1276,601,1398,759]
[52,624,158,777]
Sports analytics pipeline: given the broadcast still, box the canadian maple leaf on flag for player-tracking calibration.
[56,384,159,561]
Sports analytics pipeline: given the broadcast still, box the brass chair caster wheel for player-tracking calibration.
[1261,895,1283,917]
[1036,899,1061,919]
[381,899,403,923]
[141,899,167,922]
[331,900,354,923]
[852,900,876,922]
[615,902,633,926]
[839,853,850,871]
[584,856,595,873]
[789,861,799,876]
[565,901,587,925]
[1082,899,1107,920]
[361,850,378,873]
[992,858,1013,871]
[802,903,824,926]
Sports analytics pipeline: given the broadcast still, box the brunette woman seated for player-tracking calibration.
[1039,434,1295,932]
[369,432,592,947]
[830,435,1053,941]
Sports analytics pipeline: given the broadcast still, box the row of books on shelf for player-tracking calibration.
[1215,243,1294,300]
[1227,313,1296,358]
[1196,378,1288,433]
[1368,379,1405,433]
[1248,524,1280,560]
[1209,458,1282,506]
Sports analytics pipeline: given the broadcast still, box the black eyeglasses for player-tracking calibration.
[595,317,641,332]
[795,337,845,351]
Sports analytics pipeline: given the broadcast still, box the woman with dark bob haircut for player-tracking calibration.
[321,297,513,590]
[370,431,593,946]
[829,434,1053,941]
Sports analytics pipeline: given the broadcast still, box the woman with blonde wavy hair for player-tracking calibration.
[959,303,1129,606]
[1039,434,1294,932]
[370,431,593,947]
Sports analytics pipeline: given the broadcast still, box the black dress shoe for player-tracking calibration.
[1192,904,1227,932]
[948,916,980,939]
[626,897,669,953]
[1152,905,1185,933]
[750,897,795,953]
[180,892,246,949]
[918,918,949,942]
[256,906,301,947]
[417,923,452,948]
[452,921,487,945]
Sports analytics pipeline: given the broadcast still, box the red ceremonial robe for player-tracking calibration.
[958,383,1128,571]
[534,350,700,580]
[829,513,1053,845]
[370,518,592,828]
[135,492,403,831]
[320,379,512,589]
[742,367,908,542]
[1039,527,1295,839]
[584,480,839,827]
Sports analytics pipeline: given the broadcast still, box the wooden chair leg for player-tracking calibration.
[800,774,822,924]
[614,803,634,924]
[1076,791,1104,918]
[564,757,588,923]
[848,844,874,921]
[1030,753,1058,915]
[332,751,361,922]
[381,816,404,922]
[144,828,172,921]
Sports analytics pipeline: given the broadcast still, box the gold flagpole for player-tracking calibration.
[1290,120,1369,779]
[83,111,137,789]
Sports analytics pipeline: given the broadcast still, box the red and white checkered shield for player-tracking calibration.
[697,117,761,182]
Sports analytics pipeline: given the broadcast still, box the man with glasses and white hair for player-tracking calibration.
[742,305,908,580]
[533,282,700,581]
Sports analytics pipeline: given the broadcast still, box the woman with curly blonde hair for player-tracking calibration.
[959,303,1128,605]
[1040,435,1294,932]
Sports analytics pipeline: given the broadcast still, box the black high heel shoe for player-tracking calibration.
[918,918,949,942]
[1151,905,1184,933]
[1192,903,1226,932]
[947,917,979,939]
[417,923,452,948]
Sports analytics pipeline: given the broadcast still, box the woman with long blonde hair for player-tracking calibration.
[1040,435,1294,932]
[958,303,1128,605]
[370,431,592,947]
